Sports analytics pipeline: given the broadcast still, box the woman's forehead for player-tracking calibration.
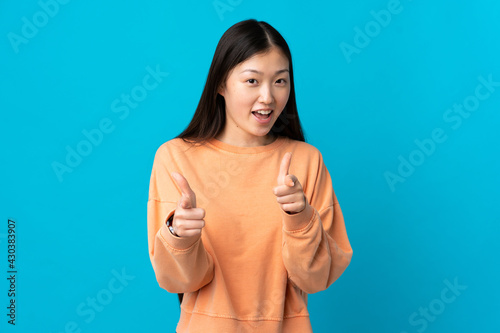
[234,50,289,74]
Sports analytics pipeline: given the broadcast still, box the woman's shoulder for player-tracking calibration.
[156,137,197,152]
[282,136,323,160]
[153,137,209,160]
[157,137,185,149]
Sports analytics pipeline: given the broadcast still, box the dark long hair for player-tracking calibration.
[174,19,306,306]
[175,19,306,144]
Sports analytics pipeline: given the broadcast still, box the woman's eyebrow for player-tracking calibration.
[239,69,289,74]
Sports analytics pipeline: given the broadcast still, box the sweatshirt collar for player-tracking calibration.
[206,135,286,154]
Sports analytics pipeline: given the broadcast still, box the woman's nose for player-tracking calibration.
[258,85,274,104]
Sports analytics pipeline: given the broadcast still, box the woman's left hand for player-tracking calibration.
[273,152,307,215]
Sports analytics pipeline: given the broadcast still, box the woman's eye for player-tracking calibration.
[246,78,287,85]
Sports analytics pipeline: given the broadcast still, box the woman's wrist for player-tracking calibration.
[166,214,179,237]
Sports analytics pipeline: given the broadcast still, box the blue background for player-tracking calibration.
[1,0,499,332]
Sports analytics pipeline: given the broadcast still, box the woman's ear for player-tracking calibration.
[218,84,225,97]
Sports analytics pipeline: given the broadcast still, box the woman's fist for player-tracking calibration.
[273,152,307,214]
[170,172,206,238]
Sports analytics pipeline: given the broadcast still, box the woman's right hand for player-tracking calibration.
[170,172,206,238]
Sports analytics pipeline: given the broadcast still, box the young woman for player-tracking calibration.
[147,19,353,333]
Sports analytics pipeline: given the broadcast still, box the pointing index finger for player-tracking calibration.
[171,172,196,208]
[278,152,292,185]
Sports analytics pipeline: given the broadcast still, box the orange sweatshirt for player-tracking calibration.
[147,135,353,333]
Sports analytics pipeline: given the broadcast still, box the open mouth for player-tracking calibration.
[251,110,273,120]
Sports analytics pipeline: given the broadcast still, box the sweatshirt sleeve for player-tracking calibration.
[147,144,214,293]
[281,149,353,294]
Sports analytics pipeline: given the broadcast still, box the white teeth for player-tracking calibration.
[255,110,272,115]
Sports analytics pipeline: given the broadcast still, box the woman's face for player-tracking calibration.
[217,47,291,146]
